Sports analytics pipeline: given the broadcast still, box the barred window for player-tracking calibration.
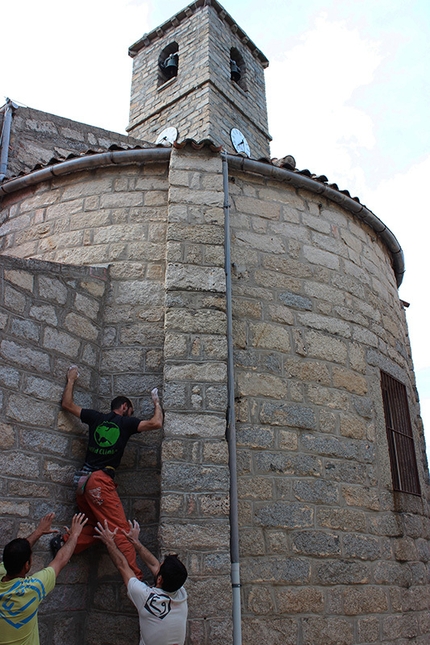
[380,371,421,495]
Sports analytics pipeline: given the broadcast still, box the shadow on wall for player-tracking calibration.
[0,254,161,645]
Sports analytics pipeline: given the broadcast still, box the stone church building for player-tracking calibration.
[0,1,429,644]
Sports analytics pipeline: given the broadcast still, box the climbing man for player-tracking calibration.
[57,365,163,579]
[0,512,87,645]
[95,519,188,645]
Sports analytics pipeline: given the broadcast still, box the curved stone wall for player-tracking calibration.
[0,148,429,645]
[229,168,430,644]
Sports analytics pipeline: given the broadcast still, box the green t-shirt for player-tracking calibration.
[0,563,56,645]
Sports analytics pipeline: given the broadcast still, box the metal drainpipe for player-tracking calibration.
[221,150,242,645]
[0,99,15,182]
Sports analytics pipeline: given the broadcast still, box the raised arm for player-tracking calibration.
[26,512,57,548]
[123,520,160,578]
[48,513,88,577]
[95,521,136,585]
[137,388,163,432]
[61,366,82,418]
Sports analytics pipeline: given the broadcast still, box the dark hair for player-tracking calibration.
[110,396,133,412]
[159,555,188,592]
[3,538,32,576]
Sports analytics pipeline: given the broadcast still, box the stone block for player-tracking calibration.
[234,229,286,254]
[242,556,310,584]
[0,451,40,477]
[239,528,266,556]
[162,462,229,492]
[29,304,58,326]
[276,587,324,613]
[342,485,380,510]
[164,362,226,382]
[293,479,339,505]
[10,318,40,343]
[333,366,368,394]
[260,402,316,429]
[238,476,273,500]
[357,616,380,643]
[316,559,370,585]
[165,309,226,334]
[165,412,226,438]
[160,521,230,550]
[23,376,63,401]
[245,585,275,615]
[255,451,322,478]
[343,534,381,560]
[292,530,341,556]
[38,275,68,304]
[301,434,373,463]
[298,312,351,338]
[199,493,229,517]
[241,617,298,645]
[265,530,288,554]
[339,413,366,439]
[254,502,313,529]
[302,617,353,645]
[166,263,226,292]
[237,372,287,399]
[202,440,229,464]
[317,508,366,533]
[19,428,68,456]
[4,285,26,313]
[0,422,15,449]
[4,269,34,291]
[250,322,291,352]
[236,425,274,449]
[7,393,56,427]
[305,330,348,364]
[0,500,30,516]
[43,327,80,357]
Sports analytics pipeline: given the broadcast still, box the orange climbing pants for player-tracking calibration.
[73,469,142,580]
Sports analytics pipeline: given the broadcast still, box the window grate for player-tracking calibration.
[380,371,421,495]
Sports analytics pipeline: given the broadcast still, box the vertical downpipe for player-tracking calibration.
[221,151,242,645]
[0,99,14,182]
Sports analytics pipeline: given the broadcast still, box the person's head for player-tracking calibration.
[157,555,188,592]
[3,538,32,577]
[111,396,134,416]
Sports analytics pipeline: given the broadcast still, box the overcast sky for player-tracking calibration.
[1,0,429,461]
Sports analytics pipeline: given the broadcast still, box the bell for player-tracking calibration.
[230,59,241,82]
[163,54,178,79]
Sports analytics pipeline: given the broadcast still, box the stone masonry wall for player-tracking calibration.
[128,5,270,157]
[0,254,108,645]
[2,105,145,180]
[229,169,430,645]
[160,147,231,645]
[0,163,169,645]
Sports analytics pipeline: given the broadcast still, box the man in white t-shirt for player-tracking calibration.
[95,520,188,645]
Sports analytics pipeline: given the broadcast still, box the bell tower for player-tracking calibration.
[127,0,271,158]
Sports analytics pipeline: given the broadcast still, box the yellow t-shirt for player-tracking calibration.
[0,563,56,645]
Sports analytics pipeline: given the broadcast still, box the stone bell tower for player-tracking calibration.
[127,0,271,158]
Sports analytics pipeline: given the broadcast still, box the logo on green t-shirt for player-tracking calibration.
[94,422,120,448]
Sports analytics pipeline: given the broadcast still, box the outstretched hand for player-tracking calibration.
[151,387,159,404]
[122,520,140,545]
[69,513,88,537]
[37,512,58,536]
[94,520,118,545]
